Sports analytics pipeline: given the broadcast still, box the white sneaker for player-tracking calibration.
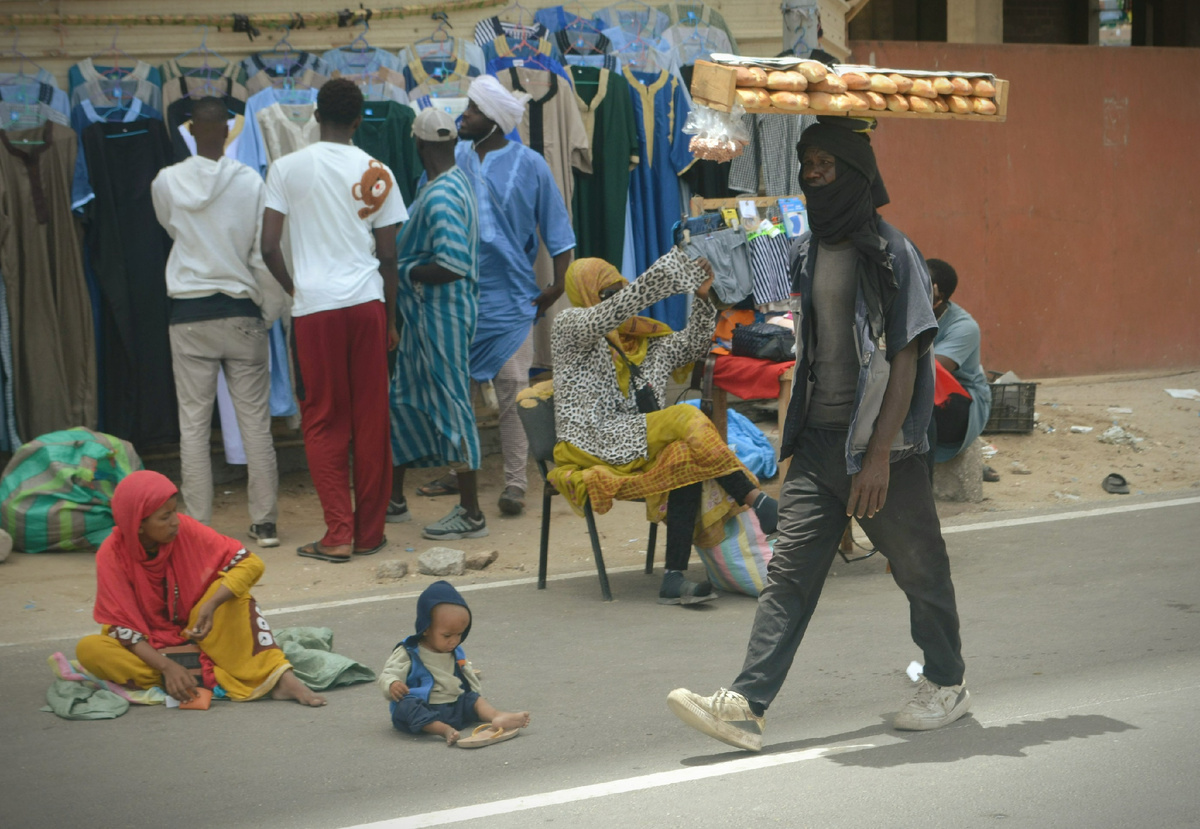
[893,676,971,731]
[667,687,764,751]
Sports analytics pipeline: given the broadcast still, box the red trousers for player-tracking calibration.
[293,301,391,548]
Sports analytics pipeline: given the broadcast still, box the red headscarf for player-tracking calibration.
[93,470,246,648]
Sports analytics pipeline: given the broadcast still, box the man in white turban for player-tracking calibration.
[413,75,576,518]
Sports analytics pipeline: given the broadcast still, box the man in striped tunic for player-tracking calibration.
[387,109,487,540]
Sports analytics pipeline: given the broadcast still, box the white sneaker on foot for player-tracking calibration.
[667,687,764,751]
[893,676,971,731]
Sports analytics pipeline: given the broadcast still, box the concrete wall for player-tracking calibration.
[854,40,1200,377]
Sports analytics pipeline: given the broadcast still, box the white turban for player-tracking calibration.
[467,74,530,135]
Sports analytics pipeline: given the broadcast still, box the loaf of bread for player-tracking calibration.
[767,70,808,92]
[864,90,888,111]
[909,78,937,99]
[951,77,973,95]
[841,71,871,90]
[797,60,829,83]
[947,94,972,114]
[868,74,899,94]
[972,96,998,115]
[888,73,913,93]
[826,93,855,112]
[931,77,954,95]
[806,91,832,111]
[735,88,771,108]
[932,96,950,112]
[885,93,910,112]
[843,90,872,111]
[811,73,848,94]
[735,66,769,88]
[907,95,938,113]
[769,90,810,111]
[971,78,996,97]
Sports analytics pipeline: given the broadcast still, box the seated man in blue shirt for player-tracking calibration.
[927,259,993,477]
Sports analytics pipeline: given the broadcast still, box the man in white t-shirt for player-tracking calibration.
[261,79,409,564]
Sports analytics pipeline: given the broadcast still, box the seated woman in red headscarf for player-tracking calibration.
[544,250,780,606]
[75,470,325,706]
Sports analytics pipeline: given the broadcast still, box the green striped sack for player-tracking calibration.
[0,429,143,555]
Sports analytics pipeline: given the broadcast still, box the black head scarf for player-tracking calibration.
[797,118,896,339]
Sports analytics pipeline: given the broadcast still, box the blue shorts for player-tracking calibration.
[390,690,481,734]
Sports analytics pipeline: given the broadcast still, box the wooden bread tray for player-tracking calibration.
[689,59,1009,123]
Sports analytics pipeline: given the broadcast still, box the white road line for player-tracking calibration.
[336,744,874,829]
[4,496,1197,649]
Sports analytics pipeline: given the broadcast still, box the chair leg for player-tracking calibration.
[538,485,552,590]
[645,521,657,574]
[583,501,613,601]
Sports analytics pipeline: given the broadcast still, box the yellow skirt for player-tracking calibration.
[549,403,754,548]
[75,580,291,701]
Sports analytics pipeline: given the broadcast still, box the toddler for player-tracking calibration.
[379,580,529,746]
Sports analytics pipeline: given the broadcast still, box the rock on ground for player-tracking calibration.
[374,561,409,582]
[419,547,466,576]
[465,550,499,570]
[933,439,985,503]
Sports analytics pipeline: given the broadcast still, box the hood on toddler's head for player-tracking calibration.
[404,580,472,647]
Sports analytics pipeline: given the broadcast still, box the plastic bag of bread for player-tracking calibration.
[839,71,871,90]
[735,88,771,109]
[684,102,751,161]
[972,97,998,115]
[796,60,829,83]
[810,73,848,94]
[869,74,898,94]
[766,70,807,92]
[971,78,996,97]
[769,90,809,111]
[735,66,769,88]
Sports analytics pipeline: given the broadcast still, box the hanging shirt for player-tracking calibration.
[401,56,479,96]
[570,66,639,269]
[159,61,249,110]
[454,140,575,380]
[236,86,320,177]
[0,68,59,88]
[68,58,163,101]
[332,67,411,105]
[657,2,738,51]
[69,97,160,211]
[729,113,814,197]
[353,100,422,206]
[256,102,319,165]
[71,76,163,114]
[486,54,573,85]
[398,39,486,76]
[556,29,620,70]
[473,16,553,48]
[0,80,70,118]
[263,142,408,317]
[319,46,403,76]
[623,66,694,329]
[241,52,330,91]
[165,89,245,162]
[661,22,731,62]
[594,6,671,38]
[0,101,67,128]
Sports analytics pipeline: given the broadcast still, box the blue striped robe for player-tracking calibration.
[389,167,482,469]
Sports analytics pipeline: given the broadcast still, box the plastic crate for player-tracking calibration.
[983,382,1037,433]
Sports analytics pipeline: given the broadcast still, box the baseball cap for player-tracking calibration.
[412,108,458,142]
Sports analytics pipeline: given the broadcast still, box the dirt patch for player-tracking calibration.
[3,369,1197,645]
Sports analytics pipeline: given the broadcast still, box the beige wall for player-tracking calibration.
[0,0,790,84]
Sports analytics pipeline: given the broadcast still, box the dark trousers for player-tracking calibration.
[664,471,757,571]
[731,428,964,712]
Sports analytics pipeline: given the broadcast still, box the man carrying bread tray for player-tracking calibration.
[668,116,970,751]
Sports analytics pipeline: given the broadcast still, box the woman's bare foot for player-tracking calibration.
[490,711,531,730]
[270,669,327,706]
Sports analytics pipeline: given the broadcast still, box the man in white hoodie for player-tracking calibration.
[151,97,287,547]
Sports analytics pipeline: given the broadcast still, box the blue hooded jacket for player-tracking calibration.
[394,580,473,704]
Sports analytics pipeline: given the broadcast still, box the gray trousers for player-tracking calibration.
[169,316,279,526]
[732,428,964,712]
[491,330,532,492]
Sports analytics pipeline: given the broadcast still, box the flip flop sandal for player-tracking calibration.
[353,536,389,556]
[417,476,459,497]
[457,724,520,749]
[296,541,352,563]
[1102,473,1130,495]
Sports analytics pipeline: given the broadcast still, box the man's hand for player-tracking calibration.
[532,283,565,320]
[847,451,890,519]
[187,602,216,641]
[162,661,199,703]
[389,680,409,701]
[387,325,400,352]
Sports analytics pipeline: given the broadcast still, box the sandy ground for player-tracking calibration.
[3,369,1197,645]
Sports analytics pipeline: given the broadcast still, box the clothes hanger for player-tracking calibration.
[615,32,656,73]
[339,20,378,71]
[607,0,658,38]
[93,26,137,75]
[258,27,301,74]
[495,1,535,28]
[176,26,230,72]
[0,29,50,88]
[413,12,456,60]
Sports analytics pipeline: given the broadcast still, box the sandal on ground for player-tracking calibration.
[983,465,1000,483]
[297,541,352,563]
[658,571,717,606]
[416,474,459,498]
[1102,473,1130,495]
[353,536,389,556]
[457,723,520,749]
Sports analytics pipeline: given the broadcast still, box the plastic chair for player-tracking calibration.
[515,384,657,601]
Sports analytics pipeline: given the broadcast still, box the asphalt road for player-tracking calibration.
[2,495,1198,829]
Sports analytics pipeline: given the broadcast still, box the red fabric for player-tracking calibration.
[93,470,245,648]
[293,302,391,548]
[712,356,797,401]
[934,360,971,407]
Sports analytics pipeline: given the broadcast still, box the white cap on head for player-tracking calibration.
[466,74,530,134]
[412,108,458,142]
